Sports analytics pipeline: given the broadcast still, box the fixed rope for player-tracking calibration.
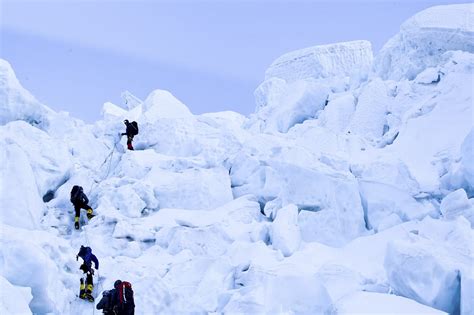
[79,136,121,312]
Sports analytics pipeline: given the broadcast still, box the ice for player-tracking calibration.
[142,89,192,119]
[120,90,143,110]
[335,291,447,314]
[359,180,436,231]
[414,67,442,85]
[264,40,373,85]
[440,189,474,226]
[0,276,32,315]
[318,92,355,133]
[375,3,474,80]
[384,217,473,314]
[264,275,332,314]
[250,79,329,133]
[270,204,301,257]
[460,128,474,193]
[0,59,53,127]
[346,78,394,141]
[0,141,44,229]
[383,51,474,191]
[1,3,473,314]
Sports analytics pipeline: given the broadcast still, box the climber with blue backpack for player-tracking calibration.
[121,119,139,150]
[76,245,99,302]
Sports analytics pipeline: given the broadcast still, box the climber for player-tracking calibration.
[70,185,94,230]
[97,280,135,314]
[121,119,139,150]
[77,245,99,302]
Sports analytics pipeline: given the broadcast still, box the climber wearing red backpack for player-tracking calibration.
[97,280,135,315]
[121,120,139,150]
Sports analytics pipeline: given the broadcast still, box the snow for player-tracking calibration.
[460,128,474,193]
[1,3,473,314]
[143,89,192,119]
[251,80,330,133]
[335,291,447,314]
[0,59,53,127]
[270,204,301,256]
[440,189,474,226]
[384,217,473,314]
[375,3,474,80]
[264,40,373,85]
[0,275,32,315]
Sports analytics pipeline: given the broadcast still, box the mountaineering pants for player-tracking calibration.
[127,135,134,150]
[74,203,93,222]
[80,271,94,296]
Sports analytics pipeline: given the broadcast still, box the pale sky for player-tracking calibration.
[0,0,456,122]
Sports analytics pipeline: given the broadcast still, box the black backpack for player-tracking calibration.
[130,121,139,136]
[70,186,83,203]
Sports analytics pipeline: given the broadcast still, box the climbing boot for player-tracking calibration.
[86,209,95,220]
[79,278,85,298]
[74,216,80,230]
[86,283,93,295]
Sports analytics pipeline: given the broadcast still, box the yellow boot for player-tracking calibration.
[79,278,86,298]
[86,208,95,220]
[86,283,93,294]
[74,216,80,230]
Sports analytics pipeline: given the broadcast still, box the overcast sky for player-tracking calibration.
[0,0,456,122]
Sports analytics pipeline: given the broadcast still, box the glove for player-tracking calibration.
[90,269,95,275]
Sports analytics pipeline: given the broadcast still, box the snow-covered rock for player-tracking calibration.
[375,3,474,80]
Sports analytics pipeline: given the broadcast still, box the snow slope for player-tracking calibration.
[0,3,473,315]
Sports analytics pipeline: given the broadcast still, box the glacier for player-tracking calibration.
[0,3,473,314]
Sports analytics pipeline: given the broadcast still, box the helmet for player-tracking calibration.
[114,280,122,289]
[124,119,129,124]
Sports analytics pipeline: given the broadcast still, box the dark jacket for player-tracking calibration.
[97,286,134,315]
[77,246,99,271]
[96,289,118,314]
[71,186,89,206]
[123,121,137,138]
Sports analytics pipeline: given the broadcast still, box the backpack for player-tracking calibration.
[130,121,139,136]
[70,186,83,203]
[118,281,134,312]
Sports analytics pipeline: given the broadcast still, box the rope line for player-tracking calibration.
[78,136,122,313]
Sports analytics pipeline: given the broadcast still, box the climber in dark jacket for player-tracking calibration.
[97,280,135,315]
[96,289,118,314]
[121,119,138,150]
[77,245,99,300]
[70,185,94,230]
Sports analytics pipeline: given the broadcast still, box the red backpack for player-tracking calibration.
[117,281,134,312]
